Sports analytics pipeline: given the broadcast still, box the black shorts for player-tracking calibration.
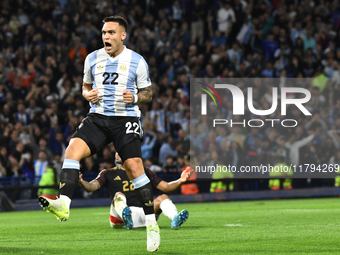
[72,113,143,161]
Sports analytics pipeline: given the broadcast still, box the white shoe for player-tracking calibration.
[146,224,160,252]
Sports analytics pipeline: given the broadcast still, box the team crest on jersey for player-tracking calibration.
[97,65,104,70]
[119,64,127,72]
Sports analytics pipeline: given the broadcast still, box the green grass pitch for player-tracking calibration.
[0,198,339,254]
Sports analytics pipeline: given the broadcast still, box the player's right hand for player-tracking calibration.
[85,88,99,103]
[79,173,84,183]
[180,167,193,183]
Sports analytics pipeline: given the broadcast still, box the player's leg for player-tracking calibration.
[110,193,133,229]
[38,137,90,221]
[112,192,133,229]
[154,194,177,221]
[109,199,124,228]
[120,145,160,253]
[39,115,107,221]
[130,206,147,228]
[114,117,159,252]
[155,194,189,229]
[124,157,160,252]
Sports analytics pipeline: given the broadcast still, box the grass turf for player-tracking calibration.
[0,198,339,254]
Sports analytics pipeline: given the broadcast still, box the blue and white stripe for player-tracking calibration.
[103,58,118,115]
[131,173,150,189]
[291,29,306,45]
[148,110,165,131]
[237,23,252,44]
[167,112,182,124]
[125,51,139,116]
[83,46,151,117]
[34,160,48,177]
[62,159,80,170]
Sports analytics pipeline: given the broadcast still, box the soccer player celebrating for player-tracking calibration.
[38,16,159,252]
[78,153,191,230]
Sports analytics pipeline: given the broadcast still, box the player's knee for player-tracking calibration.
[113,192,126,207]
[123,158,143,177]
[154,194,169,213]
[155,194,169,204]
[114,192,126,200]
[65,138,91,160]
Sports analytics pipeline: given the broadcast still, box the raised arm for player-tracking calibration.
[155,167,192,193]
[78,173,101,193]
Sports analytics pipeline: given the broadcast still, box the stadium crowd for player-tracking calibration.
[1,0,340,195]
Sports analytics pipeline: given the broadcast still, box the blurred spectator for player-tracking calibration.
[159,135,178,165]
[262,34,279,63]
[34,150,49,182]
[211,30,227,47]
[217,2,235,35]
[163,156,179,174]
[37,162,59,200]
[172,129,190,157]
[141,133,157,160]
[0,146,9,177]
[148,100,166,133]
[81,156,99,173]
[0,0,340,193]
[143,158,162,173]
[15,102,30,126]
[98,146,115,171]
[285,133,315,166]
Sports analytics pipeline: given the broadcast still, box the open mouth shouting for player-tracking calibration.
[104,42,112,51]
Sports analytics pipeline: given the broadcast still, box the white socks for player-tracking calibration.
[145,214,157,226]
[114,193,127,218]
[60,195,71,210]
[159,199,177,221]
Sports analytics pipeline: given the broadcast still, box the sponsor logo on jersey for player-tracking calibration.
[97,65,104,70]
[114,176,121,181]
[144,200,154,207]
[59,182,66,189]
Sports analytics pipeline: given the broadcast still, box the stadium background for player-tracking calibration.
[1,0,340,211]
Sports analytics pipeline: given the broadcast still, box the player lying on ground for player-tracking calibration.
[78,153,192,229]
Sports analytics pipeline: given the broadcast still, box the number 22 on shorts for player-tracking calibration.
[125,121,140,135]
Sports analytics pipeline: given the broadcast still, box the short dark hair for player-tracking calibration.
[102,16,128,31]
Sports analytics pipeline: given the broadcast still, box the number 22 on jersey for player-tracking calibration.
[122,180,134,192]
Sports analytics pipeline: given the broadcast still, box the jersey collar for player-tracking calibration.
[105,45,126,61]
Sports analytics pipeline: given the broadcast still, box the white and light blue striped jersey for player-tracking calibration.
[83,46,151,117]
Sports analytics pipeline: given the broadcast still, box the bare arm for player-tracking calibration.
[137,86,153,104]
[79,173,101,192]
[156,168,192,193]
[82,82,99,103]
[123,85,153,104]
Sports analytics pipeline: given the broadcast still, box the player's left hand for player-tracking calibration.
[180,167,193,183]
[123,89,134,104]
